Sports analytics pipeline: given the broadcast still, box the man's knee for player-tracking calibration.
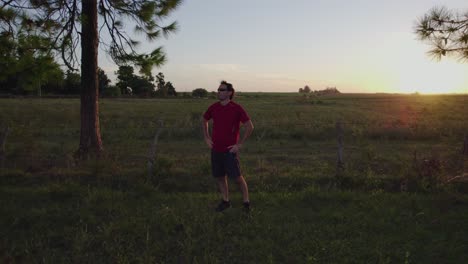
[235,176,245,183]
[216,176,227,182]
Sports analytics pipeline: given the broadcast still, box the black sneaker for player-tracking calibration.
[215,200,231,212]
[243,201,251,213]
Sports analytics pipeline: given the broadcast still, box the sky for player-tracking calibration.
[99,0,468,94]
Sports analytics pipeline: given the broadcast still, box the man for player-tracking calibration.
[202,80,254,212]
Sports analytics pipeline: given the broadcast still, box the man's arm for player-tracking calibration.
[202,118,213,148]
[228,120,254,153]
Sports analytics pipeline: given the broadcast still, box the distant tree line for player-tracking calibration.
[113,67,177,97]
[299,85,341,96]
[0,28,215,98]
[0,24,181,97]
[0,40,180,98]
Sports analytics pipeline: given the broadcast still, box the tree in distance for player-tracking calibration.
[0,34,63,95]
[192,88,208,98]
[299,85,311,94]
[154,72,177,97]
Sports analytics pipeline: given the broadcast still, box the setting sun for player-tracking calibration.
[395,60,467,94]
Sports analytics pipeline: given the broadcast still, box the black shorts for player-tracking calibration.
[211,150,241,179]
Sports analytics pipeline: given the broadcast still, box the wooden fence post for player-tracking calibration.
[336,121,344,171]
[147,119,164,179]
[0,125,9,168]
[463,134,468,155]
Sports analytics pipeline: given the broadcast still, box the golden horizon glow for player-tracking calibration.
[392,59,467,94]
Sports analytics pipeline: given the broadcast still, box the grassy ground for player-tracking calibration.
[1,94,467,262]
[2,181,468,263]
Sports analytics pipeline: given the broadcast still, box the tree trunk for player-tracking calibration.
[77,0,103,158]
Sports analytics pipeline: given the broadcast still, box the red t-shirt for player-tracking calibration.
[203,101,250,152]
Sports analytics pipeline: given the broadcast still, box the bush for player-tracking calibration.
[102,85,121,97]
[192,88,208,98]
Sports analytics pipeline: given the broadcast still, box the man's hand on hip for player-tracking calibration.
[228,144,241,153]
[204,137,213,148]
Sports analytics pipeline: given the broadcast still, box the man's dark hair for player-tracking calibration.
[221,80,235,100]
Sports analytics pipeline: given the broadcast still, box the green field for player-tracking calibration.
[1,94,468,263]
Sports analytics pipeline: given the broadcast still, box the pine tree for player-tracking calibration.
[1,0,182,158]
[415,6,468,61]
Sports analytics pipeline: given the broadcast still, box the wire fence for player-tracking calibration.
[1,120,466,171]
[1,96,466,190]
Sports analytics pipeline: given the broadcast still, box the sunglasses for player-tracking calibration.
[217,88,228,92]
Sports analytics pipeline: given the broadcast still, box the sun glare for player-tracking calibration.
[395,60,467,94]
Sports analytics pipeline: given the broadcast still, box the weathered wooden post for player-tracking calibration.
[463,134,468,155]
[0,125,9,168]
[336,121,344,172]
[147,119,164,179]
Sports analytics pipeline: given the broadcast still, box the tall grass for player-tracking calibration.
[1,95,467,191]
[0,94,467,262]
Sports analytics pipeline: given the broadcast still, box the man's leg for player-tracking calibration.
[226,152,250,204]
[215,176,231,212]
[235,176,249,203]
[212,151,229,202]
[216,176,229,202]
